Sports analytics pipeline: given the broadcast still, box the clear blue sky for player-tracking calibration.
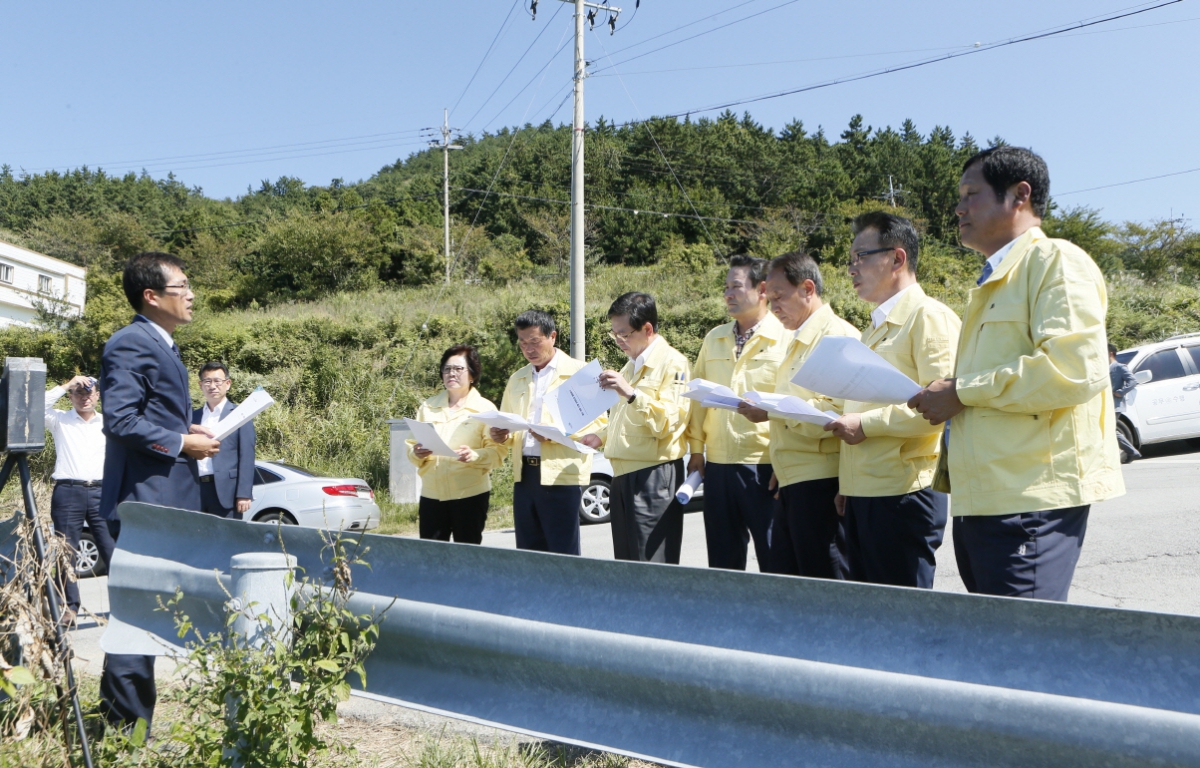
[3,0,1197,225]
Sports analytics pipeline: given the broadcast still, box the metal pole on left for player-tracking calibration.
[569,0,587,360]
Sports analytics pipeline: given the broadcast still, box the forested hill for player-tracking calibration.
[7,110,1192,313]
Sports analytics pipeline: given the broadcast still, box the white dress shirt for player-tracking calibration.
[633,336,662,375]
[136,314,174,348]
[871,283,918,328]
[196,399,227,476]
[523,351,561,457]
[44,387,106,482]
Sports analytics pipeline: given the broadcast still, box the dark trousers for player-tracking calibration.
[702,462,774,571]
[610,459,685,564]
[199,479,240,519]
[765,476,846,579]
[49,482,114,612]
[419,492,489,544]
[513,461,582,555]
[844,488,948,589]
[953,505,1090,602]
[98,516,157,732]
[1115,428,1141,460]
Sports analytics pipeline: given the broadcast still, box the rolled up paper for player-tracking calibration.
[676,470,703,504]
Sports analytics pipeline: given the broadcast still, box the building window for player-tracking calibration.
[37,275,53,294]
[0,264,12,284]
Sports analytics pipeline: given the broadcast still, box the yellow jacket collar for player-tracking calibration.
[725,311,786,345]
[625,333,673,382]
[981,226,1046,287]
[794,303,835,348]
[425,386,490,414]
[863,284,928,346]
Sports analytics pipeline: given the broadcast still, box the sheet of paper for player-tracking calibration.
[791,336,922,405]
[211,387,275,441]
[469,410,594,454]
[676,471,703,504]
[403,418,459,458]
[683,378,745,412]
[549,359,619,435]
[743,391,837,426]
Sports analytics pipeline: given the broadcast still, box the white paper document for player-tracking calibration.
[469,410,595,454]
[676,471,703,504]
[403,418,459,458]
[212,387,275,441]
[547,359,619,435]
[682,378,745,411]
[791,336,922,405]
[743,391,839,426]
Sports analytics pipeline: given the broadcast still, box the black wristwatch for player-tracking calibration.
[627,391,637,404]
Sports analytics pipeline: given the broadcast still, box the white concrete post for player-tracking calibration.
[229,552,297,649]
[387,419,422,503]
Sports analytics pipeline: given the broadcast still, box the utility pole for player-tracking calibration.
[548,0,620,360]
[430,109,462,283]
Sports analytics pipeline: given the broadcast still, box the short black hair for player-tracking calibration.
[852,211,920,274]
[1107,343,1119,356]
[123,251,187,311]
[728,254,769,286]
[607,292,658,332]
[440,344,482,386]
[962,146,1050,219]
[768,250,823,296]
[514,309,556,338]
[199,361,229,379]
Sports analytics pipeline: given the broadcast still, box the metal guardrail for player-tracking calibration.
[101,502,1200,768]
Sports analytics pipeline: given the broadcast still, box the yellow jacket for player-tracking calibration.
[686,312,787,465]
[598,335,692,477]
[497,350,606,487]
[769,303,860,487]
[949,226,1124,516]
[406,388,506,502]
[839,285,961,497]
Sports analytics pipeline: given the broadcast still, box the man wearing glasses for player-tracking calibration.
[580,292,692,563]
[193,362,256,519]
[824,212,961,589]
[44,374,113,626]
[491,310,605,555]
[99,251,220,734]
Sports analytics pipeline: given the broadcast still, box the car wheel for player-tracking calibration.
[580,477,611,525]
[255,510,297,525]
[76,531,105,579]
[1117,420,1138,464]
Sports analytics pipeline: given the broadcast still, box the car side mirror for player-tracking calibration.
[1134,370,1153,385]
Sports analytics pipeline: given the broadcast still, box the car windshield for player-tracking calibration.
[1116,351,1137,365]
[268,461,315,477]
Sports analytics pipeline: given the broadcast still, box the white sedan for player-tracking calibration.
[247,460,381,531]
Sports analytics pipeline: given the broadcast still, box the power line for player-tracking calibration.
[598,0,768,57]
[642,0,1184,121]
[461,2,566,132]
[1057,166,1200,196]
[450,0,524,117]
[479,23,576,133]
[590,0,804,75]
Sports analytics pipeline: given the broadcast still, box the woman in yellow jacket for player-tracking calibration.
[408,345,505,543]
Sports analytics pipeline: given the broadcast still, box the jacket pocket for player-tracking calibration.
[973,411,1053,491]
[974,303,1033,369]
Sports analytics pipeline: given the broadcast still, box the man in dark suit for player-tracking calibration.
[99,251,221,733]
[193,361,256,518]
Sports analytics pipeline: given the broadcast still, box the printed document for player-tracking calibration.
[547,359,619,435]
[676,471,703,504]
[682,378,745,411]
[791,336,921,405]
[212,387,275,441]
[743,391,838,426]
[470,410,595,454]
[403,418,459,458]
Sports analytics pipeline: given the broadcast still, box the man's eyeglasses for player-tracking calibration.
[608,329,637,343]
[160,281,191,294]
[199,378,229,387]
[441,365,467,375]
[848,247,896,266]
[68,388,98,397]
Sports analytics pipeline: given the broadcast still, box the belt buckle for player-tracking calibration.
[526,456,540,467]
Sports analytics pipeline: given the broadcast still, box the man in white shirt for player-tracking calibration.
[45,374,114,622]
[192,362,256,519]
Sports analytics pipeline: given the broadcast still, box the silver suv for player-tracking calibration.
[1114,333,1200,456]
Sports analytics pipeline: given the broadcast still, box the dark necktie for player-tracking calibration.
[977,260,995,287]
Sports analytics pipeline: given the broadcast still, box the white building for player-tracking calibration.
[0,240,86,328]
